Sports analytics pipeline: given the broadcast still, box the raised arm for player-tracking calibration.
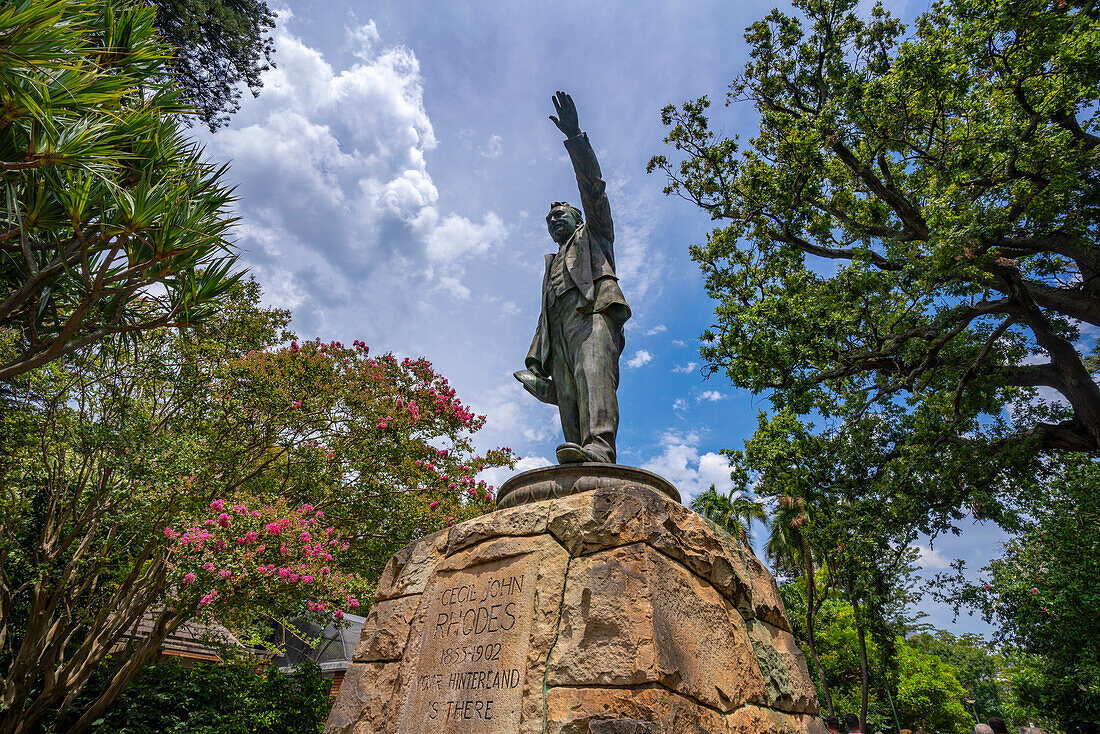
[550,91,613,244]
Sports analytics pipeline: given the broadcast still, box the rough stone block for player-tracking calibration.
[745,619,819,714]
[544,687,729,734]
[725,704,828,734]
[375,529,450,601]
[327,480,820,734]
[546,542,765,712]
[353,594,421,663]
[446,501,551,556]
[324,661,401,734]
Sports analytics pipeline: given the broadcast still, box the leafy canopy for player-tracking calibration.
[0,280,511,734]
[0,0,243,382]
[650,0,1100,454]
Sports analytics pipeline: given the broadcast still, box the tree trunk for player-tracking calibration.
[803,550,834,716]
[849,591,870,733]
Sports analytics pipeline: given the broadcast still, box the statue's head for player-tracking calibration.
[546,201,582,244]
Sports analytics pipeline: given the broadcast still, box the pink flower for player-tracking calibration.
[299,531,311,543]
[264,522,282,535]
[245,531,258,543]
[219,569,232,579]
[1031,587,1040,595]
[320,567,330,575]
[210,499,225,511]
[289,574,300,583]
[164,528,178,539]
[429,501,439,509]
[183,573,196,584]
[251,510,260,517]
[290,340,299,353]
[298,504,314,514]
[348,597,360,609]
[199,593,215,607]
[334,610,344,620]
[301,575,314,583]
[237,537,245,545]
[485,494,492,501]
[315,510,324,518]
[218,513,230,528]
[293,401,302,408]
[278,567,290,579]
[202,562,215,572]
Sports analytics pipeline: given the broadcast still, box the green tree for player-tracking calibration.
[650,0,1100,456]
[974,457,1100,727]
[0,281,511,734]
[689,484,766,550]
[894,638,972,734]
[152,0,277,131]
[908,630,1005,724]
[783,586,974,734]
[55,658,332,733]
[738,410,954,729]
[0,0,243,382]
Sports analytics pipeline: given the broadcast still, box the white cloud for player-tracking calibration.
[437,276,471,300]
[477,455,553,493]
[672,362,698,374]
[912,544,952,571]
[627,349,653,368]
[480,133,503,158]
[605,175,668,305]
[644,325,667,336]
[672,339,687,347]
[697,390,725,402]
[195,16,505,334]
[641,431,734,501]
[672,398,688,411]
[425,212,507,261]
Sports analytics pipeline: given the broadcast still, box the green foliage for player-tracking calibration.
[0,280,511,734]
[782,585,974,734]
[688,484,765,550]
[59,659,331,734]
[976,457,1100,727]
[0,0,243,382]
[894,640,971,734]
[908,630,1004,724]
[651,0,1100,456]
[152,0,277,131]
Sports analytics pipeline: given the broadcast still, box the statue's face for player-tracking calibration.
[546,206,579,244]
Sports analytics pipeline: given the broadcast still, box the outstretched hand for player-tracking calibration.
[549,91,581,138]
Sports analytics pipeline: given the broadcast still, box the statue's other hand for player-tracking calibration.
[549,91,581,138]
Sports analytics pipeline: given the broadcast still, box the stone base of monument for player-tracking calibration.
[324,465,824,734]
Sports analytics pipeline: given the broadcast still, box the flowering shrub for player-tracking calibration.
[165,500,363,621]
[1,281,514,734]
[219,336,515,590]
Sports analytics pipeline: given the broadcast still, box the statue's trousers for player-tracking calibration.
[546,285,624,462]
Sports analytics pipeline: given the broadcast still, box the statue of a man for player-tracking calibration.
[514,91,631,464]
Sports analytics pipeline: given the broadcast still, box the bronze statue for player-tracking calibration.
[514,91,630,464]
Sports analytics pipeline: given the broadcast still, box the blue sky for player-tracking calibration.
[193,0,1004,634]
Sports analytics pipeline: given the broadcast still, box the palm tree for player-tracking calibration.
[765,492,836,717]
[690,485,766,554]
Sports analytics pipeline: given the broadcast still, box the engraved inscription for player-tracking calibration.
[401,554,535,732]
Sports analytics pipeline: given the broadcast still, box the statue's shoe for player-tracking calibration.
[555,442,608,464]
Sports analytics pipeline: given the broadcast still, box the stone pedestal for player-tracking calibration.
[325,467,824,734]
